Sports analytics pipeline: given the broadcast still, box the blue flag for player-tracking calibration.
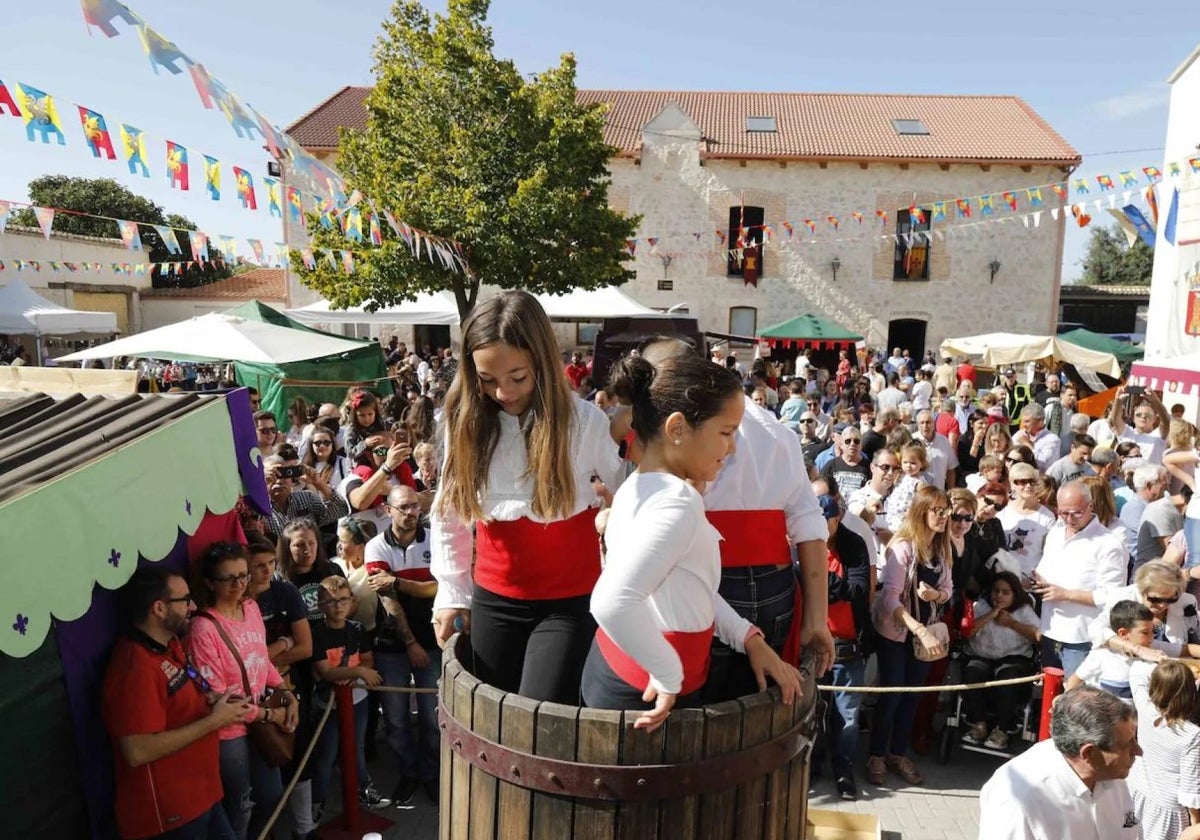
[1165,188,1179,245]
[1121,205,1156,248]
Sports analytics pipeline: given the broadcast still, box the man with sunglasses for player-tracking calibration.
[821,424,871,496]
[103,567,252,840]
[1107,384,1171,465]
[1030,481,1128,679]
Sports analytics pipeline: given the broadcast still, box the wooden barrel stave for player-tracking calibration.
[469,682,506,840]
[659,707,705,838]
[532,702,581,839]
[573,708,621,840]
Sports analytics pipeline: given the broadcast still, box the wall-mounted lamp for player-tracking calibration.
[831,256,842,282]
[659,253,673,279]
[988,258,1001,284]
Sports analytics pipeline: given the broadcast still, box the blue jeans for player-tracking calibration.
[816,656,866,779]
[1041,637,1091,681]
[869,636,931,759]
[1184,516,1200,569]
[311,697,371,805]
[217,736,282,840]
[704,564,796,703]
[157,800,237,840]
[376,648,442,781]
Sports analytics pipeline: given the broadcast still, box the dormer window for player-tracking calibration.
[745,116,777,133]
[892,118,930,135]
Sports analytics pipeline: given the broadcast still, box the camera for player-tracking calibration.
[278,464,304,479]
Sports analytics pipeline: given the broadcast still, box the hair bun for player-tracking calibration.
[606,354,656,404]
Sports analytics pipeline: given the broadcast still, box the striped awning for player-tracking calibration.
[1129,354,1200,398]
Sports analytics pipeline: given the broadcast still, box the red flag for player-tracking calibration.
[0,79,19,118]
[77,106,116,160]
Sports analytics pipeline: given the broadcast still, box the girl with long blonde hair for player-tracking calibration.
[431,291,624,702]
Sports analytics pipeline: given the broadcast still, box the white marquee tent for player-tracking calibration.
[534,286,657,320]
[286,291,460,325]
[0,279,118,336]
[940,332,1121,378]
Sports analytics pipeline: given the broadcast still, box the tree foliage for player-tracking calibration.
[11,175,230,287]
[295,0,639,319]
[1079,222,1153,286]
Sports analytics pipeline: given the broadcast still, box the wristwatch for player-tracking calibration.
[380,464,394,477]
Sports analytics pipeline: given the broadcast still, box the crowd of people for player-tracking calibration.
[96,295,1200,840]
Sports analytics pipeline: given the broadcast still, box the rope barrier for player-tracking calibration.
[254,698,335,840]
[364,684,439,694]
[815,672,1043,694]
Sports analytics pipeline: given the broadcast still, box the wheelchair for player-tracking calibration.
[937,641,1042,764]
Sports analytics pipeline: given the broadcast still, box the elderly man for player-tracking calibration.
[913,409,958,489]
[1045,433,1096,487]
[1119,463,1168,558]
[1108,385,1171,464]
[1031,481,1129,678]
[978,686,1141,839]
[1012,403,1061,472]
[262,454,348,539]
[952,382,976,434]
[820,424,871,495]
[1134,484,1185,572]
[1088,447,1121,496]
[103,566,252,840]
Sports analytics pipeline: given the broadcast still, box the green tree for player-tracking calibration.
[11,175,230,288]
[295,0,638,319]
[1079,222,1154,286]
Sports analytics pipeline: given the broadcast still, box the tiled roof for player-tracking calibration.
[286,86,1079,165]
[141,268,285,301]
[1058,284,1151,298]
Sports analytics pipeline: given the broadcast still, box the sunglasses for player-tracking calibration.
[842,438,862,445]
[1012,478,1035,486]
[930,507,951,518]
[950,513,975,523]
[257,426,278,435]
[875,464,900,473]
[1147,595,1180,606]
[983,498,1007,511]
[800,419,816,424]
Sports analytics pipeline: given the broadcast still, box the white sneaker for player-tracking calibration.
[985,728,1009,750]
[963,722,989,745]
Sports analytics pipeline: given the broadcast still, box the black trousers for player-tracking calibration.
[470,584,595,704]
[962,655,1037,729]
[580,637,703,711]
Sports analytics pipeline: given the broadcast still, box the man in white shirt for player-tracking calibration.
[1106,385,1170,464]
[910,368,934,413]
[913,409,958,489]
[1012,403,1061,473]
[978,685,1141,840]
[1031,481,1129,679]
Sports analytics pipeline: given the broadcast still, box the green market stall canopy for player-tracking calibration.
[1056,328,1143,364]
[757,313,863,352]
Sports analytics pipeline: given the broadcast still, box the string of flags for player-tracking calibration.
[0,257,232,276]
[67,0,467,274]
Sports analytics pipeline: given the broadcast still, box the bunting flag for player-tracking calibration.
[803,219,816,235]
[247,238,264,264]
[368,213,382,246]
[340,205,362,241]
[1118,171,1139,187]
[15,83,66,145]
[136,23,188,75]
[341,250,355,274]
[300,248,316,270]
[0,200,8,234]
[203,155,220,201]
[1143,166,1162,182]
[0,79,19,117]
[1164,187,1179,245]
[1097,174,1114,191]
[1026,188,1044,207]
[263,177,281,218]
[646,236,659,250]
[907,206,924,225]
[165,140,188,190]
[1191,158,1200,174]
[33,207,55,239]
[76,106,116,160]
[1002,192,1018,212]
[1073,178,1090,195]
[826,215,839,230]
[120,123,149,177]
[1121,205,1156,248]
[625,239,637,256]
[153,224,181,254]
[323,249,337,269]
[188,230,209,262]
[1051,183,1068,202]
[1169,161,1183,177]
[850,212,863,226]
[1145,185,1160,227]
[760,224,773,242]
[979,195,994,215]
[232,166,257,210]
[218,235,236,260]
[81,0,139,37]
[1071,203,1092,228]
[875,209,888,226]
[117,220,143,251]
[781,221,793,239]
[953,198,969,218]
[188,64,259,140]
[287,187,305,229]
[931,202,946,222]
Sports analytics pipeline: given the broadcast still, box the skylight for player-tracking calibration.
[892,118,930,136]
[745,116,777,133]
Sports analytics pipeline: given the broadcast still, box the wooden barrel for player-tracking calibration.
[438,633,821,840]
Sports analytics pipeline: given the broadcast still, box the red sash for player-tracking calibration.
[475,508,601,600]
[704,509,791,568]
[826,548,856,641]
[596,625,715,696]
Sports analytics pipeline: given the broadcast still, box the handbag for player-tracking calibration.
[197,612,295,767]
[905,557,949,662]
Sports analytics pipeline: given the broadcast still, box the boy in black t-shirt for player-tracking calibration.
[308,576,390,812]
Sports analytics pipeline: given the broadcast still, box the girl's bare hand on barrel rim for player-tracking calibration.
[746,635,803,705]
[635,684,677,733]
[432,608,471,648]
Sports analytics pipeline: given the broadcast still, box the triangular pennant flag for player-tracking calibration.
[1032,211,1042,228]
[33,207,55,239]
[153,225,182,255]
[118,220,143,251]
[340,250,355,274]
[1050,207,1060,221]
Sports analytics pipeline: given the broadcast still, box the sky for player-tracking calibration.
[0,0,1196,281]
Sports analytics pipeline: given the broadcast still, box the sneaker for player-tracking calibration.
[392,776,420,807]
[359,785,392,809]
[423,778,439,804]
[836,776,858,801]
[985,728,1010,751]
[963,721,989,745]
[865,756,886,786]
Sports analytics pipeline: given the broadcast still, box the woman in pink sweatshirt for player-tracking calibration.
[187,542,298,840]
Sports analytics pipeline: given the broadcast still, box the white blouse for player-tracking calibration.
[431,397,624,611]
[591,472,753,696]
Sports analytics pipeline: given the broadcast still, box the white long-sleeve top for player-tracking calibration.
[431,396,624,611]
[591,471,754,696]
[702,396,827,546]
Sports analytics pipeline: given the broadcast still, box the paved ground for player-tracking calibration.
[306,725,1004,839]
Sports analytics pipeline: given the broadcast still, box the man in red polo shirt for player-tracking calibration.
[103,566,251,839]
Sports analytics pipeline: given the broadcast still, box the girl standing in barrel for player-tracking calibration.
[583,353,802,730]
[431,290,624,703]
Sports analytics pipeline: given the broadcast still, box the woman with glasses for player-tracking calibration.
[188,542,298,840]
[302,427,349,490]
[996,462,1056,582]
[972,482,1011,573]
[869,485,954,787]
[1089,560,1200,661]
